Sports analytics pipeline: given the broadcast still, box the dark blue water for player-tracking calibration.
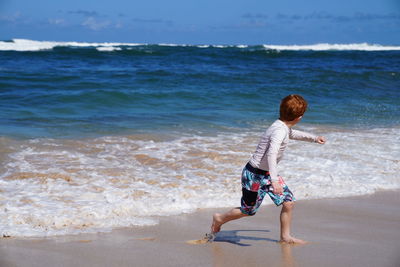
[1,43,399,139]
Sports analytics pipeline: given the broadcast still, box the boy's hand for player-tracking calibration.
[316,136,326,144]
[271,181,283,195]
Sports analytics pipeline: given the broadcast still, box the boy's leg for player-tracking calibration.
[211,166,268,234]
[211,208,248,233]
[279,201,306,244]
[266,176,306,244]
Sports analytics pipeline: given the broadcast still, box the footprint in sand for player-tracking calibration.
[186,233,215,245]
[134,237,156,241]
[186,238,209,245]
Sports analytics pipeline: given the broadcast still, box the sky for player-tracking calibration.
[0,0,399,45]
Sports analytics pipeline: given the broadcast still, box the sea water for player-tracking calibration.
[0,39,399,237]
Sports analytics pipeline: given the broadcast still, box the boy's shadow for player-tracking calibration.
[214,229,279,246]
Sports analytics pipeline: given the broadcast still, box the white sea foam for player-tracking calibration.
[96,46,122,52]
[0,39,143,51]
[1,39,399,52]
[262,43,400,51]
[0,125,399,237]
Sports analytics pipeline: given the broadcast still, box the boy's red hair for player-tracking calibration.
[280,94,308,121]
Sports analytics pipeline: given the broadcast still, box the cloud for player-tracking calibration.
[68,10,101,17]
[276,13,303,20]
[0,11,22,23]
[302,11,336,20]
[236,13,269,29]
[231,11,400,32]
[352,12,400,20]
[274,11,400,23]
[48,18,66,26]
[242,13,268,19]
[131,17,173,26]
[81,17,111,31]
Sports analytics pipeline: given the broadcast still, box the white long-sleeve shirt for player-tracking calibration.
[248,119,318,182]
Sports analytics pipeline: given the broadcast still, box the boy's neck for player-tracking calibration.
[280,117,301,128]
[282,121,296,128]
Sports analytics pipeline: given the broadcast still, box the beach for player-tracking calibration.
[1,190,398,267]
[1,41,399,266]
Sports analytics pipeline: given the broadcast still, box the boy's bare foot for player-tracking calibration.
[211,213,223,233]
[279,236,308,245]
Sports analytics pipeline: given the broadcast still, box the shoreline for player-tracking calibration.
[1,190,399,267]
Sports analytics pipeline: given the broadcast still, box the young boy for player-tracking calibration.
[210,94,326,244]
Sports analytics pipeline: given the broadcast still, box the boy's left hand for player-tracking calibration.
[316,136,326,144]
[271,181,283,195]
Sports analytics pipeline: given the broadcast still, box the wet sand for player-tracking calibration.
[1,190,399,267]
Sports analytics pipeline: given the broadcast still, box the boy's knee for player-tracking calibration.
[282,201,294,210]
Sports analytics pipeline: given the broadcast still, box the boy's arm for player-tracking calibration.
[290,129,326,144]
[289,129,318,142]
[266,128,286,184]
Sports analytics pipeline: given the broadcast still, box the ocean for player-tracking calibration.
[1,39,399,237]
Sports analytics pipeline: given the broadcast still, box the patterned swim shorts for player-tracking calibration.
[240,163,295,216]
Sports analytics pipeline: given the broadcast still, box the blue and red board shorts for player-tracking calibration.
[240,163,295,216]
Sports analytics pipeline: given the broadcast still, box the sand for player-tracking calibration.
[1,190,399,267]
